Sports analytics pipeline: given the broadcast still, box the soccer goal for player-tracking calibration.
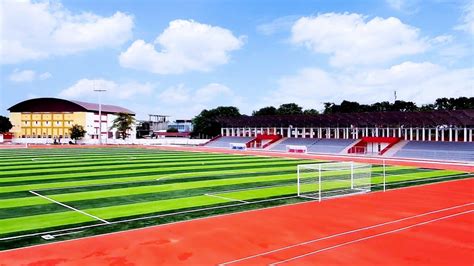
[286,145,307,153]
[297,162,372,201]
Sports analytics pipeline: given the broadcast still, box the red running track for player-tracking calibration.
[0,178,472,265]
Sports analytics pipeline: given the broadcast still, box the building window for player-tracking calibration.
[35,121,39,125]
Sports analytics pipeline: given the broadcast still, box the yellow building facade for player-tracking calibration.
[9,112,87,138]
[8,98,134,140]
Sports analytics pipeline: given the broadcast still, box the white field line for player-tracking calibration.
[206,184,294,194]
[218,202,474,265]
[270,210,473,265]
[0,195,298,242]
[51,231,83,237]
[29,191,110,224]
[204,193,248,203]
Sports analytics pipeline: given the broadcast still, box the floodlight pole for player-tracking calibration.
[94,88,106,145]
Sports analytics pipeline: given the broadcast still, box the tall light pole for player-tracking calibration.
[94,87,107,145]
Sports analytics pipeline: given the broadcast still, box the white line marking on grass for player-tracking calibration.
[51,231,83,238]
[204,193,248,203]
[270,210,473,265]
[219,202,474,265]
[29,191,110,224]
[0,195,298,242]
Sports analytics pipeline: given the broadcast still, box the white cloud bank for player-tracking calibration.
[59,79,154,100]
[1,0,134,64]
[119,19,244,74]
[264,62,474,110]
[291,13,428,67]
[9,69,52,82]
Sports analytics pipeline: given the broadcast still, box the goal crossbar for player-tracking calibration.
[297,162,372,202]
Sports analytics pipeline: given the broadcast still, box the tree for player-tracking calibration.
[303,109,319,115]
[167,127,179,133]
[252,106,277,116]
[111,113,136,140]
[277,103,303,115]
[69,124,86,144]
[192,106,240,138]
[0,116,12,133]
[391,100,418,112]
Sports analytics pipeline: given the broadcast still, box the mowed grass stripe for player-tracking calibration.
[0,157,300,178]
[0,160,313,184]
[0,149,186,159]
[0,165,436,196]
[0,152,253,167]
[4,168,460,220]
[0,152,261,170]
[0,155,286,172]
[0,166,301,194]
[0,167,457,210]
[0,179,299,219]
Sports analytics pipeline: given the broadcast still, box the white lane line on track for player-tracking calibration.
[270,210,473,265]
[219,202,474,265]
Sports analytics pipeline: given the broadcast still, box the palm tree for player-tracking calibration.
[111,113,136,140]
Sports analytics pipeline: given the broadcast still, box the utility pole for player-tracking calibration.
[94,84,107,145]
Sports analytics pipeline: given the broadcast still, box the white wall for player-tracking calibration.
[12,137,207,146]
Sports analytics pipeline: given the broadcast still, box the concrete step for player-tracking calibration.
[382,140,409,157]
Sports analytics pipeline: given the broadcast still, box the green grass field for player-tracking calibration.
[0,147,470,250]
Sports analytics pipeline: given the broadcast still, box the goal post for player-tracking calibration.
[297,162,372,202]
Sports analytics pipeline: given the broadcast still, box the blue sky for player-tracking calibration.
[1,0,473,119]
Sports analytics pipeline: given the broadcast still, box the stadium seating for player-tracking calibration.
[307,139,355,153]
[204,136,254,148]
[393,141,474,162]
[269,138,354,154]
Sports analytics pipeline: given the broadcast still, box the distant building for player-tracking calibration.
[136,115,170,138]
[8,97,135,141]
[168,119,193,133]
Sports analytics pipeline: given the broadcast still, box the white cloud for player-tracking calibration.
[385,0,420,12]
[9,69,51,82]
[39,72,52,80]
[257,15,299,35]
[264,62,473,110]
[1,0,134,64]
[119,19,244,74]
[291,13,428,67]
[157,83,242,118]
[455,2,474,35]
[59,79,154,100]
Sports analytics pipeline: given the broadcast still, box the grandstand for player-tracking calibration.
[204,109,474,162]
[204,136,253,148]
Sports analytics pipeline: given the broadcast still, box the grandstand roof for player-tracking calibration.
[8,97,135,115]
[218,109,474,127]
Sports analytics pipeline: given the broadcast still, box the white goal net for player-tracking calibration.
[297,162,372,201]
